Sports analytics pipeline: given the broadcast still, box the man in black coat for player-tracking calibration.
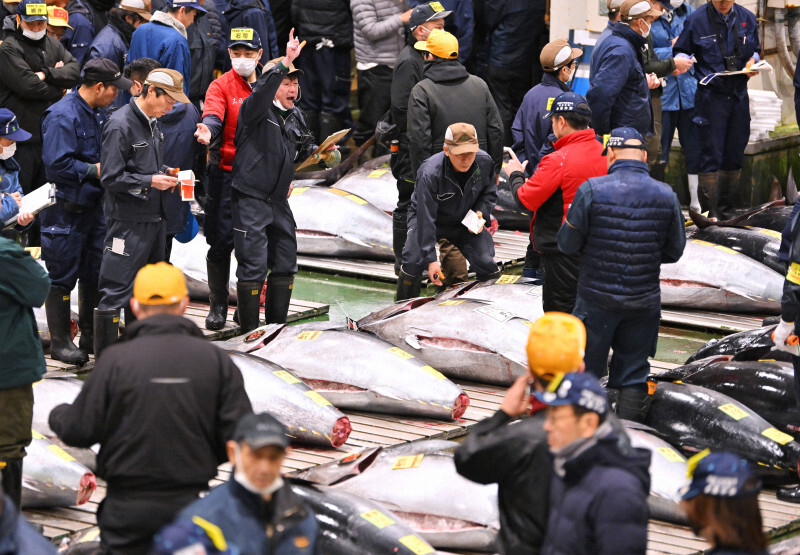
[50,262,253,555]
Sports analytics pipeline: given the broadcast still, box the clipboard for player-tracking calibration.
[699,60,772,86]
[295,128,350,171]
[3,182,56,228]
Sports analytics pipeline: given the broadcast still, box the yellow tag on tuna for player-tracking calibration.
[346,194,368,205]
[296,331,322,341]
[421,365,446,380]
[429,1,444,12]
[438,300,464,306]
[230,28,254,41]
[718,403,750,420]
[367,168,389,178]
[47,444,75,462]
[26,3,46,15]
[496,274,520,284]
[273,370,301,384]
[393,454,424,470]
[361,510,395,529]
[31,429,45,440]
[388,347,414,359]
[788,263,800,285]
[399,535,435,555]
[291,186,308,196]
[762,427,794,445]
[304,390,332,406]
[657,447,686,463]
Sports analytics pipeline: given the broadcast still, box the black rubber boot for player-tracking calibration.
[236,281,263,333]
[45,287,89,366]
[319,111,343,143]
[392,212,408,277]
[305,110,321,143]
[0,458,23,509]
[78,283,100,353]
[264,274,295,324]
[93,308,120,361]
[476,270,502,282]
[205,257,230,331]
[615,384,652,424]
[777,485,800,503]
[649,161,667,182]
[396,270,423,302]
[698,172,721,220]
[718,169,741,220]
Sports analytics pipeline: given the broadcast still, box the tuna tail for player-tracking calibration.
[689,209,715,229]
[770,175,783,202]
[715,199,786,228]
[294,136,377,184]
[788,168,798,206]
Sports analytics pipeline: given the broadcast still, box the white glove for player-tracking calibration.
[772,319,798,355]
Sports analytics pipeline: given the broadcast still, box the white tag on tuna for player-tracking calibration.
[111,238,125,255]
[462,210,485,234]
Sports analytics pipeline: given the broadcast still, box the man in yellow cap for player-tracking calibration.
[50,262,252,554]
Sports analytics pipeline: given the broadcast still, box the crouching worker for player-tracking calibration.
[153,413,318,554]
[396,122,500,300]
[0,109,34,233]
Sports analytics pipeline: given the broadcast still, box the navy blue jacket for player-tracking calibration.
[652,4,696,111]
[0,496,57,554]
[587,23,652,137]
[216,0,279,67]
[159,102,201,235]
[408,150,497,266]
[88,22,129,71]
[63,0,96,66]
[795,57,800,129]
[558,159,686,310]
[510,72,570,170]
[541,432,651,555]
[409,0,473,63]
[128,16,191,95]
[673,2,759,97]
[153,479,318,554]
[593,21,614,52]
[484,0,540,70]
[42,90,107,207]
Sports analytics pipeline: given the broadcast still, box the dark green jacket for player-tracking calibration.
[643,34,675,99]
[0,237,49,390]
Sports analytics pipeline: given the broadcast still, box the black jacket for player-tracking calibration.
[100,97,168,223]
[407,59,504,175]
[291,0,352,48]
[232,63,296,201]
[390,35,425,182]
[455,411,551,555]
[0,30,80,143]
[188,15,216,102]
[49,314,252,492]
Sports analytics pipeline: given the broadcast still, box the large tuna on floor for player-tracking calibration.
[227,351,351,448]
[435,276,544,322]
[22,431,96,509]
[685,325,788,363]
[645,380,800,482]
[653,357,800,438]
[738,204,794,232]
[222,324,469,420]
[660,239,783,314]
[290,482,437,554]
[330,155,398,214]
[295,440,499,552]
[170,234,238,302]
[689,225,784,274]
[289,185,394,260]
[357,298,531,386]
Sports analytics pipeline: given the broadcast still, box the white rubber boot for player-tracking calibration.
[688,174,700,212]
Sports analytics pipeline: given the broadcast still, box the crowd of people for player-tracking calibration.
[0,0,790,553]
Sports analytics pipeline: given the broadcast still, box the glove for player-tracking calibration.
[772,319,799,355]
[321,149,342,168]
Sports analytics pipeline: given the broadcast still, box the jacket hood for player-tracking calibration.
[151,10,187,39]
[108,9,135,46]
[423,59,469,83]
[119,313,205,342]
[65,0,91,17]
[220,0,262,17]
[541,71,571,91]
[158,101,189,124]
[563,434,651,495]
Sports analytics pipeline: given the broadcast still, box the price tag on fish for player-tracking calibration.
[47,444,76,462]
[360,510,395,529]
[297,331,323,341]
[399,535,435,555]
[717,403,750,421]
[762,427,794,445]
[420,365,446,380]
[475,305,516,323]
[388,347,414,360]
[304,390,332,406]
[657,447,686,463]
[273,370,301,384]
[496,274,520,284]
[392,454,424,470]
[461,210,485,234]
[438,300,464,306]
[367,168,389,178]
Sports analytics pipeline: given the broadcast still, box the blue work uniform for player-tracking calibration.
[40,90,107,290]
[216,0,279,68]
[0,158,24,225]
[128,18,191,94]
[88,22,130,111]
[63,0,96,66]
[673,2,760,173]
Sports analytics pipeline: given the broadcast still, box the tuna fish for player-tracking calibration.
[227,351,351,448]
[660,239,783,314]
[685,325,788,363]
[330,155,399,214]
[289,185,394,260]
[224,324,469,420]
[495,169,533,231]
[737,205,794,233]
[357,297,531,385]
[435,276,544,322]
[689,226,784,274]
[289,482,438,555]
[654,357,800,438]
[169,234,239,302]
[22,430,96,509]
[295,440,499,551]
[645,380,800,482]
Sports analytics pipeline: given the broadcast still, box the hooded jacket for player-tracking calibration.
[217,0,279,65]
[128,11,191,94]
[49,314,252,492]
[63,0,96,65]
[159,101,201,235]
[88,13,133,71]
[652,4,696,111]
[407,59,503,174]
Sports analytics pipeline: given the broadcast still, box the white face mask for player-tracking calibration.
[231,57,257,78]
[22,27,46,41]
[233,446,284,498]
[639,19,651,38]
[0,142,16,160]
[671,0,684,7]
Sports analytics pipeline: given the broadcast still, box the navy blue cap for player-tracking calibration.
[17,0,48,22]
[0,109,31,142]
[228,27,261,49]
[168,0,206,14]
[543,91,592,120]
[602,126,646,155]
[534,372,608,415]
[409,2,452,30]
[234,412,289,449]
[680,451,761,500]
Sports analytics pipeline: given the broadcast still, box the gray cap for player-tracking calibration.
[233,412,289,449]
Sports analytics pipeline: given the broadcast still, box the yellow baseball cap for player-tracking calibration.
[133,262,188,305]
[47,5,72,27]
[414,28,458,60]
[526,312,586,382]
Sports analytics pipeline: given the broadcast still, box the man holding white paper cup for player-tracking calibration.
[395,122,500,301]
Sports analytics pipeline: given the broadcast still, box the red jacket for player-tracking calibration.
[510,128,607,253]
[202,70,253,172]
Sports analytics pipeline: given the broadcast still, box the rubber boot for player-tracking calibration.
[718,169,741,221]
[687,174,700,212]
[264,274,295,324]
[93,308,120,361]
[698,172,721,220]
[205,257,230,330]
[45,287,89,366]
[78,283,100,353]
[777,485,800,503]
[392,212,408,277]
[305,110,321,143]
[236,281,262,333]
[476,270,502,282]
[396,270,422,302]
[320,111,343,145]
[615,384,651,424]
[0,458,23,509]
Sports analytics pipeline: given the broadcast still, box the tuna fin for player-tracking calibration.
[341,234,372,248]
[716,199,786,228]
[788,168,798,206]
[404,335,421,349]
[770,176,783,202]
[370,385,408,401]
[689,209,714,229]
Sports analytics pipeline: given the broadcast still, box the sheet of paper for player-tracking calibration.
[461,210,485,234]
[3,182,56,227]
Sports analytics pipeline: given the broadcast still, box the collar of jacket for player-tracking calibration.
[229,478,309,528]
[131,96,159,133]
[541,71,571,92]
[0,156,20,174]
[119,313,205,342]
[611,21,647,51]
[108,9,136,45]
[553,128,599,151]
[608,158,649,174]
[424,59,469,83]
[151,9,187,40]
